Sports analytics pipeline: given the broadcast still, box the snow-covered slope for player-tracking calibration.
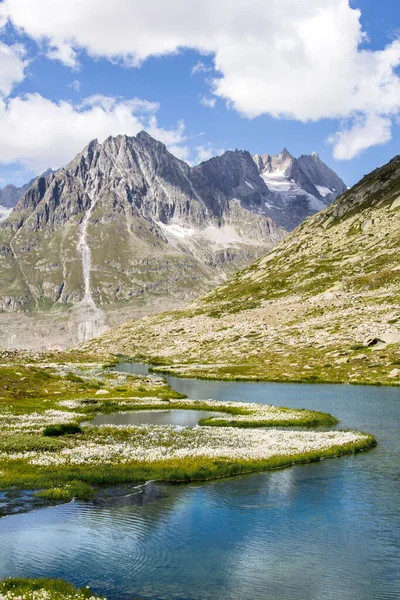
[253,149,347,229]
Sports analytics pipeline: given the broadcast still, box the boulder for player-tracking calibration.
[364,337,386,347]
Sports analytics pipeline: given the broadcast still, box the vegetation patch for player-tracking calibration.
[0,432,376,494]
[43,424,83,437]
[0,578,104,599]
[36,480,95,501]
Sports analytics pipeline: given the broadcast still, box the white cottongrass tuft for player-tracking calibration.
[0,425,369,467]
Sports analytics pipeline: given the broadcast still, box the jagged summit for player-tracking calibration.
[253,146,347,224]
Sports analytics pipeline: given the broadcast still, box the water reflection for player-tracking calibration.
[87,409,225,428]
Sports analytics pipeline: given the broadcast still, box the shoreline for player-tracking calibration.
[107,353,400,387]
[149,364,400,387]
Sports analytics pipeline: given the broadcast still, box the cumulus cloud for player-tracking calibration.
[0,41,27,95]
[0,0,400,158]
[0,93,187,172]
[329,114,393,160]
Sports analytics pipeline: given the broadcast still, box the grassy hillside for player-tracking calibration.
[79,156,400,385]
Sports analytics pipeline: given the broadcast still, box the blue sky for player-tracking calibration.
[0,0,399,188]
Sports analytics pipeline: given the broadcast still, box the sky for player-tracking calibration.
[0,0,399,188]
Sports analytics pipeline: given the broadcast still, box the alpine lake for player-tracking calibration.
[0,363,399,600]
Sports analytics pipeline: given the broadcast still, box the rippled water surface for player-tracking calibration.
[0,364,399,600]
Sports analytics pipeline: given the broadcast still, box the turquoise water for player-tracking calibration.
[0,364,399,599]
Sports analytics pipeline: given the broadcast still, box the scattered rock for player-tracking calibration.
[352,354,367,361]
[335,357,349,364]
[95,389,110,396]
[388,369,400,379]
[362,219,374,232]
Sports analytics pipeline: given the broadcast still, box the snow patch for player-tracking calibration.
[156,221,196,239]
[156,221,253,247]
[245,180,255,190]
[262,173,327,212]
[262,172,293,192]
[77,193,105,343]
[316,185,333,198]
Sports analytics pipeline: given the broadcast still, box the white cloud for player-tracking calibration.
[0,93,187,172]
[193,144,225,165]
[0,41,27,95]
[200,95,216,108]
[329,114,393,160]
[47,41,78,68]
[168,144,191,162]
[191,61,213,75]
[67,79,81,92]
[1,0,400,158]
[79,95,159,114]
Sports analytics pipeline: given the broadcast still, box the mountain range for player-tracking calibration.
[0,131,346,349]
[81,154,400,386]
[0,170,55,222]
[0,182,31,222]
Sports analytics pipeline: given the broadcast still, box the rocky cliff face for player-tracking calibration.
[0,132,346,349]
[81,155,400,386]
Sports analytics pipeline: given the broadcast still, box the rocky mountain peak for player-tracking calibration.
[253,148,295,177]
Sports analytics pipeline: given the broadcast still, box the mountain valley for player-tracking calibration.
[0,132,346,349]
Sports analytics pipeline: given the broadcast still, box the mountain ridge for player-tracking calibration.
[0,131,346,349]
[79,154,400,386]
